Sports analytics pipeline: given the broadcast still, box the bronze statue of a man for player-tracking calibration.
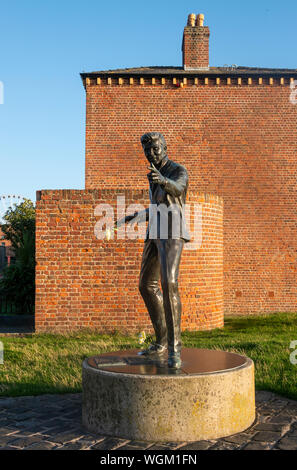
[120,132,190,368]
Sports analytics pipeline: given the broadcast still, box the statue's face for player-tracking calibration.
[142,137,166,168]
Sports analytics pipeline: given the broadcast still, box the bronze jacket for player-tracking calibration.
[145,157,191,242]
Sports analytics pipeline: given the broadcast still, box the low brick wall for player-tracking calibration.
[35,189,223,333]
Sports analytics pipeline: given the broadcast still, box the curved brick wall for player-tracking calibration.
[35,189,223,332]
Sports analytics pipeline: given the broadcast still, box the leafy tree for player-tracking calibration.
[0,199,35,314]
[1,198,35,251]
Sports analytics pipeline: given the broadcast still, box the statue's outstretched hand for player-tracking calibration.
[106,213,139,240]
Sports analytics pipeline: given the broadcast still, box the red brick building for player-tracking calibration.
[35,14,297,332]
[0,227,11,248]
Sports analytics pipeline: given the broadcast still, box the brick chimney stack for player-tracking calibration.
[182,13,210,70]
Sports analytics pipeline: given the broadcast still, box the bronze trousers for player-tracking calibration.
[139,238,184,355]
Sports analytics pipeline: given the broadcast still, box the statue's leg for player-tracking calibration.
[157,239,184,358]
[139,240,167,347]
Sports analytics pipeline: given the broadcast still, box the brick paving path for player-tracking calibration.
[0,391,297,450]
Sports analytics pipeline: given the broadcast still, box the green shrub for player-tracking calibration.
[0,199,35,314]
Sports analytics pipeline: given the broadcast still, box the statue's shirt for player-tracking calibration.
[146,158,191,242]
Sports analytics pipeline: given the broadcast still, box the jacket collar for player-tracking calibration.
[159,156,169,172]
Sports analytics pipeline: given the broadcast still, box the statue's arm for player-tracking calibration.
[162,168,188,197]
[148,165,188,197]
[126,208,149,222]
[115,208,149,228]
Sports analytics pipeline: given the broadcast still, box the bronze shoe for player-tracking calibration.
[138,343,167,357]
[168,353,182,369]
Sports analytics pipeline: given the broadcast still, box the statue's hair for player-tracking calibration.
[140,132,167,149]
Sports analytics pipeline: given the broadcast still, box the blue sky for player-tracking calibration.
[0,0,296,204]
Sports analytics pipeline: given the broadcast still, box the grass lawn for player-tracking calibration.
[0,312,297,399]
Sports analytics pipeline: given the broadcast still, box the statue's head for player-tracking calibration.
[140,132,167,168]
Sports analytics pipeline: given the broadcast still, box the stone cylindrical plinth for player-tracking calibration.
[82,348,255,442]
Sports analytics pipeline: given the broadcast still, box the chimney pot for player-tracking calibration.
[187,13,196,27]
[196,14,204,27]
